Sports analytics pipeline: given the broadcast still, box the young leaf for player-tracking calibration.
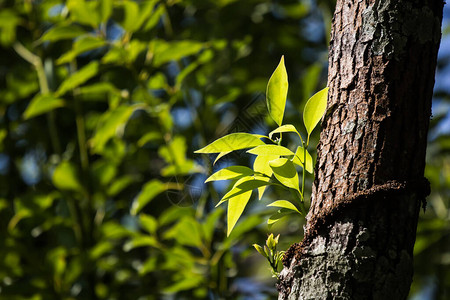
[56,61,100,96]
[216,175,271,207]
[253,154,278,199]
[269,158,299,191]
[268,124,302,141]
[268,200,300,214]
[23,94,65,119]
[205,166,254,183]
[303,87,328,138]
[130,180,179,215]
[247,145,294,156]
[40,24,86,43]
[214,151,231,165]
[52,161,84,192]
[292,146,313,173]
[195,133,265,154]
[253,244,267,258]
[268,209,293,226]
[56,37,106,65]
[266,56,288,126]
[227,189,252,236]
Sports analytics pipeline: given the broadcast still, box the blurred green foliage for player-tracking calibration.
[0,0,448,299]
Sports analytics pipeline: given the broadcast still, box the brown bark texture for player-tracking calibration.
[278,0,444,299]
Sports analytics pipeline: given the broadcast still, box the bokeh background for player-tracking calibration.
[0,0,448,299]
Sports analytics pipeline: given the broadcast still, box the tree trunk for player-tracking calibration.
[278,1,444,299]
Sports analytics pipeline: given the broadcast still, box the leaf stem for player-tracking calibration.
[301,141,307,201]
[13,42,62,155]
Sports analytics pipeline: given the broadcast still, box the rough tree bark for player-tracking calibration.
[278,1,444,299]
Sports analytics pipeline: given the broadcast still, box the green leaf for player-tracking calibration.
[40,24,86,42]
[137,131,162,147]
[253,244,267,257]
[122,0,157,33]
[202,208,223,244]
[269,158,299,191]
[292,146,313,174]
[130,180,181,215]
[269,124,302,141]
[99,0,113,23]
[227,189,252,236]
[56,61,100,96]
[216,175,271,207]
[268,200,300,214]
[163,216,203,248]
[151,39,205,67]
[214,151,231,165]
[107,175,134,196]
[139,214,158,235]
[253,154,278,199]
[56,37,106,65]
[67,0,99,28]
[195,133,265,154]
[90,104,143,153]
[266,56,288,126]
[205,166,254,182]
[268,209,293,226]
[123,235,160,252]
[23,94,64,119]
[52,161,83,192]
[247,144,294,156]
[303,87,328,138]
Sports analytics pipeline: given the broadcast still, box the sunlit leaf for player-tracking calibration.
[99,0,113,23]
[269,124,302,141]
[122,0,157,32]
[163,216,203,248]
[253,154,278,199]
[67,0,99,28]
[90,104,143,153]
[214,151,231,165]
[202,208,223,244]
[130,180,181,215]
[40,24,86,42]
[205,166,254,182]
[292,146,314,173]
[216,175,271,207]
[138,131,162,147]
[107,175,134,196]
[303,87,328,138]
[266,56,288,126]
[151,39,205,67]
[269,158,299,191]
[268,200,300,214]
[123,235,160,252]
[247,144,294,156]
[56,37,106,65]
[52,161,83,192]
[23,94,64,119]
[91,160,117,186]
[195,133,265,154]
[139,214,158,235]
[268,209,293,226]
[163,275,204,294]
[56,61,100,96]
[227,189,252,236]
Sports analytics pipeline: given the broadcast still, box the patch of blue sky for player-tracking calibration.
[0,153,10,175]
[48,4,65,18]
[171,107,194,129]
[20,151,41,185]
[106,21,125,41]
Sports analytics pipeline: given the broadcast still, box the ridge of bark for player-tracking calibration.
[281,178,430,269]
